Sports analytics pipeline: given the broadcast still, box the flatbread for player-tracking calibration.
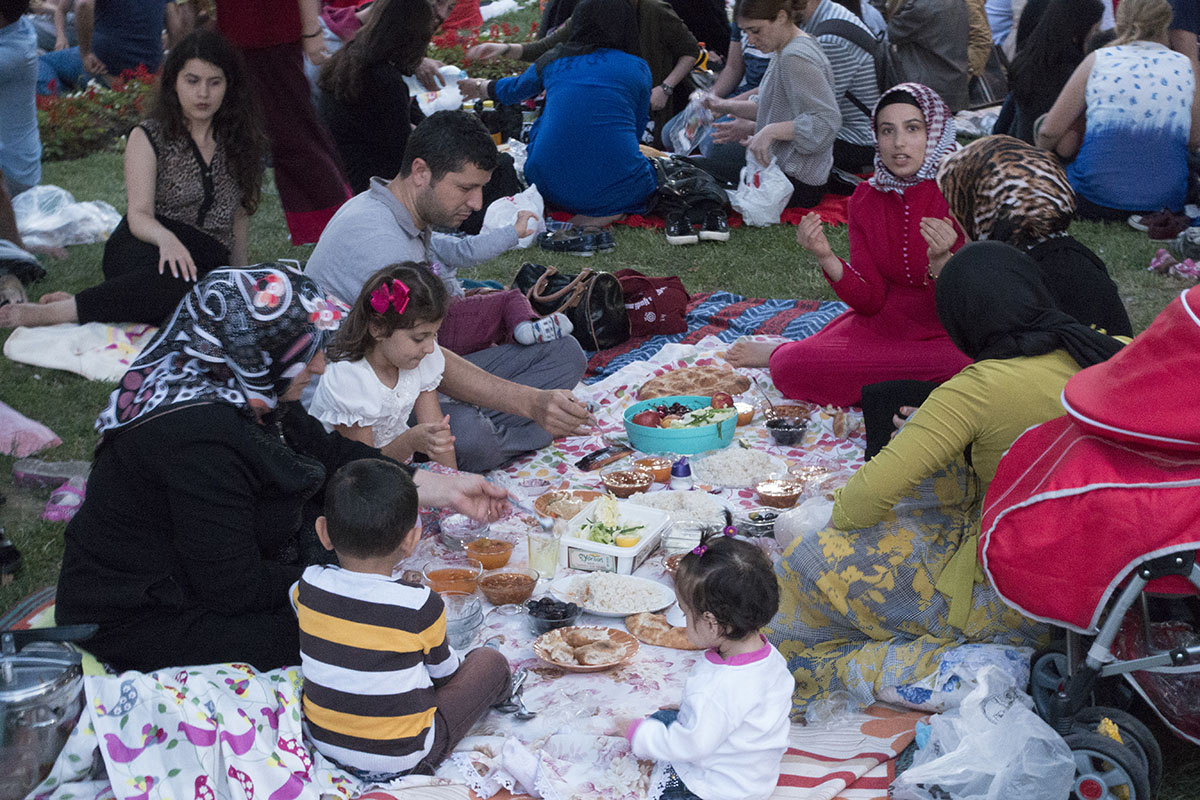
[638,366,751,401]
[625,612,703,650]
[575,640,623,666]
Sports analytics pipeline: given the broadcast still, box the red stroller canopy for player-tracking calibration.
[981,415,1200,633]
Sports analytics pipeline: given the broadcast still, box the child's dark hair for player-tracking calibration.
[327,263,449,362]
[675,535,779,640]
[324,459,419,559]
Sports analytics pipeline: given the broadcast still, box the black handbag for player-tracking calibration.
[650,155,731,221]
[512,262,631,351]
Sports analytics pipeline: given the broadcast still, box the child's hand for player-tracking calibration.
[408,415,455,456]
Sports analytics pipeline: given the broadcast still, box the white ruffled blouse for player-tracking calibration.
[309,346,446,450]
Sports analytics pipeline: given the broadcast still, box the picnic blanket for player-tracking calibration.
[29,662,921,800]
[3,322,158,382]
[585,292,847,382]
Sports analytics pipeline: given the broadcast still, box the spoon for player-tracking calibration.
[513,684,538,721]
[508,492,554,531]
[494,667,527,713]
[752,376,776,416]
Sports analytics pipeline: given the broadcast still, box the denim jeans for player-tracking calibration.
[36,46,88,94]
[649,709,704,800]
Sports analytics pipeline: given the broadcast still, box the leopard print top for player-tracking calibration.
[140,119,240,251]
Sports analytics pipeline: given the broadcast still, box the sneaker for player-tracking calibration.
[664,213,698,245]
[514,312,574,345]
[581,226,615,252]
[698,210,730,242]
[1171,226,1200,261]
[537,228,594,256]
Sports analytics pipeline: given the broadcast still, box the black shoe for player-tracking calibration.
[537,228,595,256]
[664,213,698,245]
[0,533,21,584]
[698,210,730,242]
[581,227,615,252]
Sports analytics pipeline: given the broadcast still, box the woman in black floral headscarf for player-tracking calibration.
[57,265,506,672]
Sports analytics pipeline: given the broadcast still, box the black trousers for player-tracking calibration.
[75,216,230,326]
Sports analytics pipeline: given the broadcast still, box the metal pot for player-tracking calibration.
[0,629,92,800]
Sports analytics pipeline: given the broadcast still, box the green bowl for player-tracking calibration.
[623,395,737,455]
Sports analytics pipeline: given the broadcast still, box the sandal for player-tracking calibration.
[41,477,86,523]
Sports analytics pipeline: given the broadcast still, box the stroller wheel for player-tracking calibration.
[1031,646,1070,719]
[1064,731,1153,800]
[1072,706,1163,797]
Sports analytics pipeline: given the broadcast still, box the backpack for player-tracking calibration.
[812,18,901,116]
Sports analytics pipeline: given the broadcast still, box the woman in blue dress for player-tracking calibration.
[459,0,658,222]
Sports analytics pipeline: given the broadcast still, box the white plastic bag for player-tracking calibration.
[879,643,1034,713]
[729,155,791,227]
[13,185,121,249]
[892,666,1074,800]
[402,64,468,116]
[774,495,834,551]
[481,183,545,248]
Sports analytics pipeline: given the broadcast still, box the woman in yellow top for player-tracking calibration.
[765,240,1126,712]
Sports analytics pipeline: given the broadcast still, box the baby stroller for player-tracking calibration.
[978,287,1200,800]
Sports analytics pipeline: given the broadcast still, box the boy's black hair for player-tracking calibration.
[400,110,499,181]
[675,535,780,640]
[324,459,419,559]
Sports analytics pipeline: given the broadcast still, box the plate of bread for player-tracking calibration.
[532,626,640,672]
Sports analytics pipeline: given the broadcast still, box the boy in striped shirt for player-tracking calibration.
[293,459,512,780]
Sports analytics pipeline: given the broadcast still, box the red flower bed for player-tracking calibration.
[37,65,157,161]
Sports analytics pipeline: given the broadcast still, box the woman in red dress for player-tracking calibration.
[727,82,970,407]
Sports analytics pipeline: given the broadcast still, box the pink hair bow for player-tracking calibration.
[370,279,410,315]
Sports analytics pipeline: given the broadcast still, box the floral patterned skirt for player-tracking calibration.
[764,459,1046,714]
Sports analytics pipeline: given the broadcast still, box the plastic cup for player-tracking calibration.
[527,527,562,579]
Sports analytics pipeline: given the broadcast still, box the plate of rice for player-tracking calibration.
[548,572,676,617]
[690,449,789,488]
[624,490,731,527]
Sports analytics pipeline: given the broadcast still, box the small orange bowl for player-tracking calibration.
[734,402,756,426]
[601,468,654,498]
[754,478,804,508]
[422,557,483,594]
[634,457,672,483]
[464,537,515,570]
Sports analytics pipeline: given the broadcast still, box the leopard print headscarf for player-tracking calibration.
[936,135,1076,248]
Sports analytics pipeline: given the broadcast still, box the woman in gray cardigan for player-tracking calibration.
[700,0,841,206]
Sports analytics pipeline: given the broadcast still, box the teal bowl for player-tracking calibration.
[623,395,737,455]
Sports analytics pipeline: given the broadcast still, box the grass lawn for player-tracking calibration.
[3,33,1198,794]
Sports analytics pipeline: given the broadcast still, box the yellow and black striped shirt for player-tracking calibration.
[293,565,459,776]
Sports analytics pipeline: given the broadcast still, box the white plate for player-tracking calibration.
[689,451,790,488]
[548,574,676,618]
